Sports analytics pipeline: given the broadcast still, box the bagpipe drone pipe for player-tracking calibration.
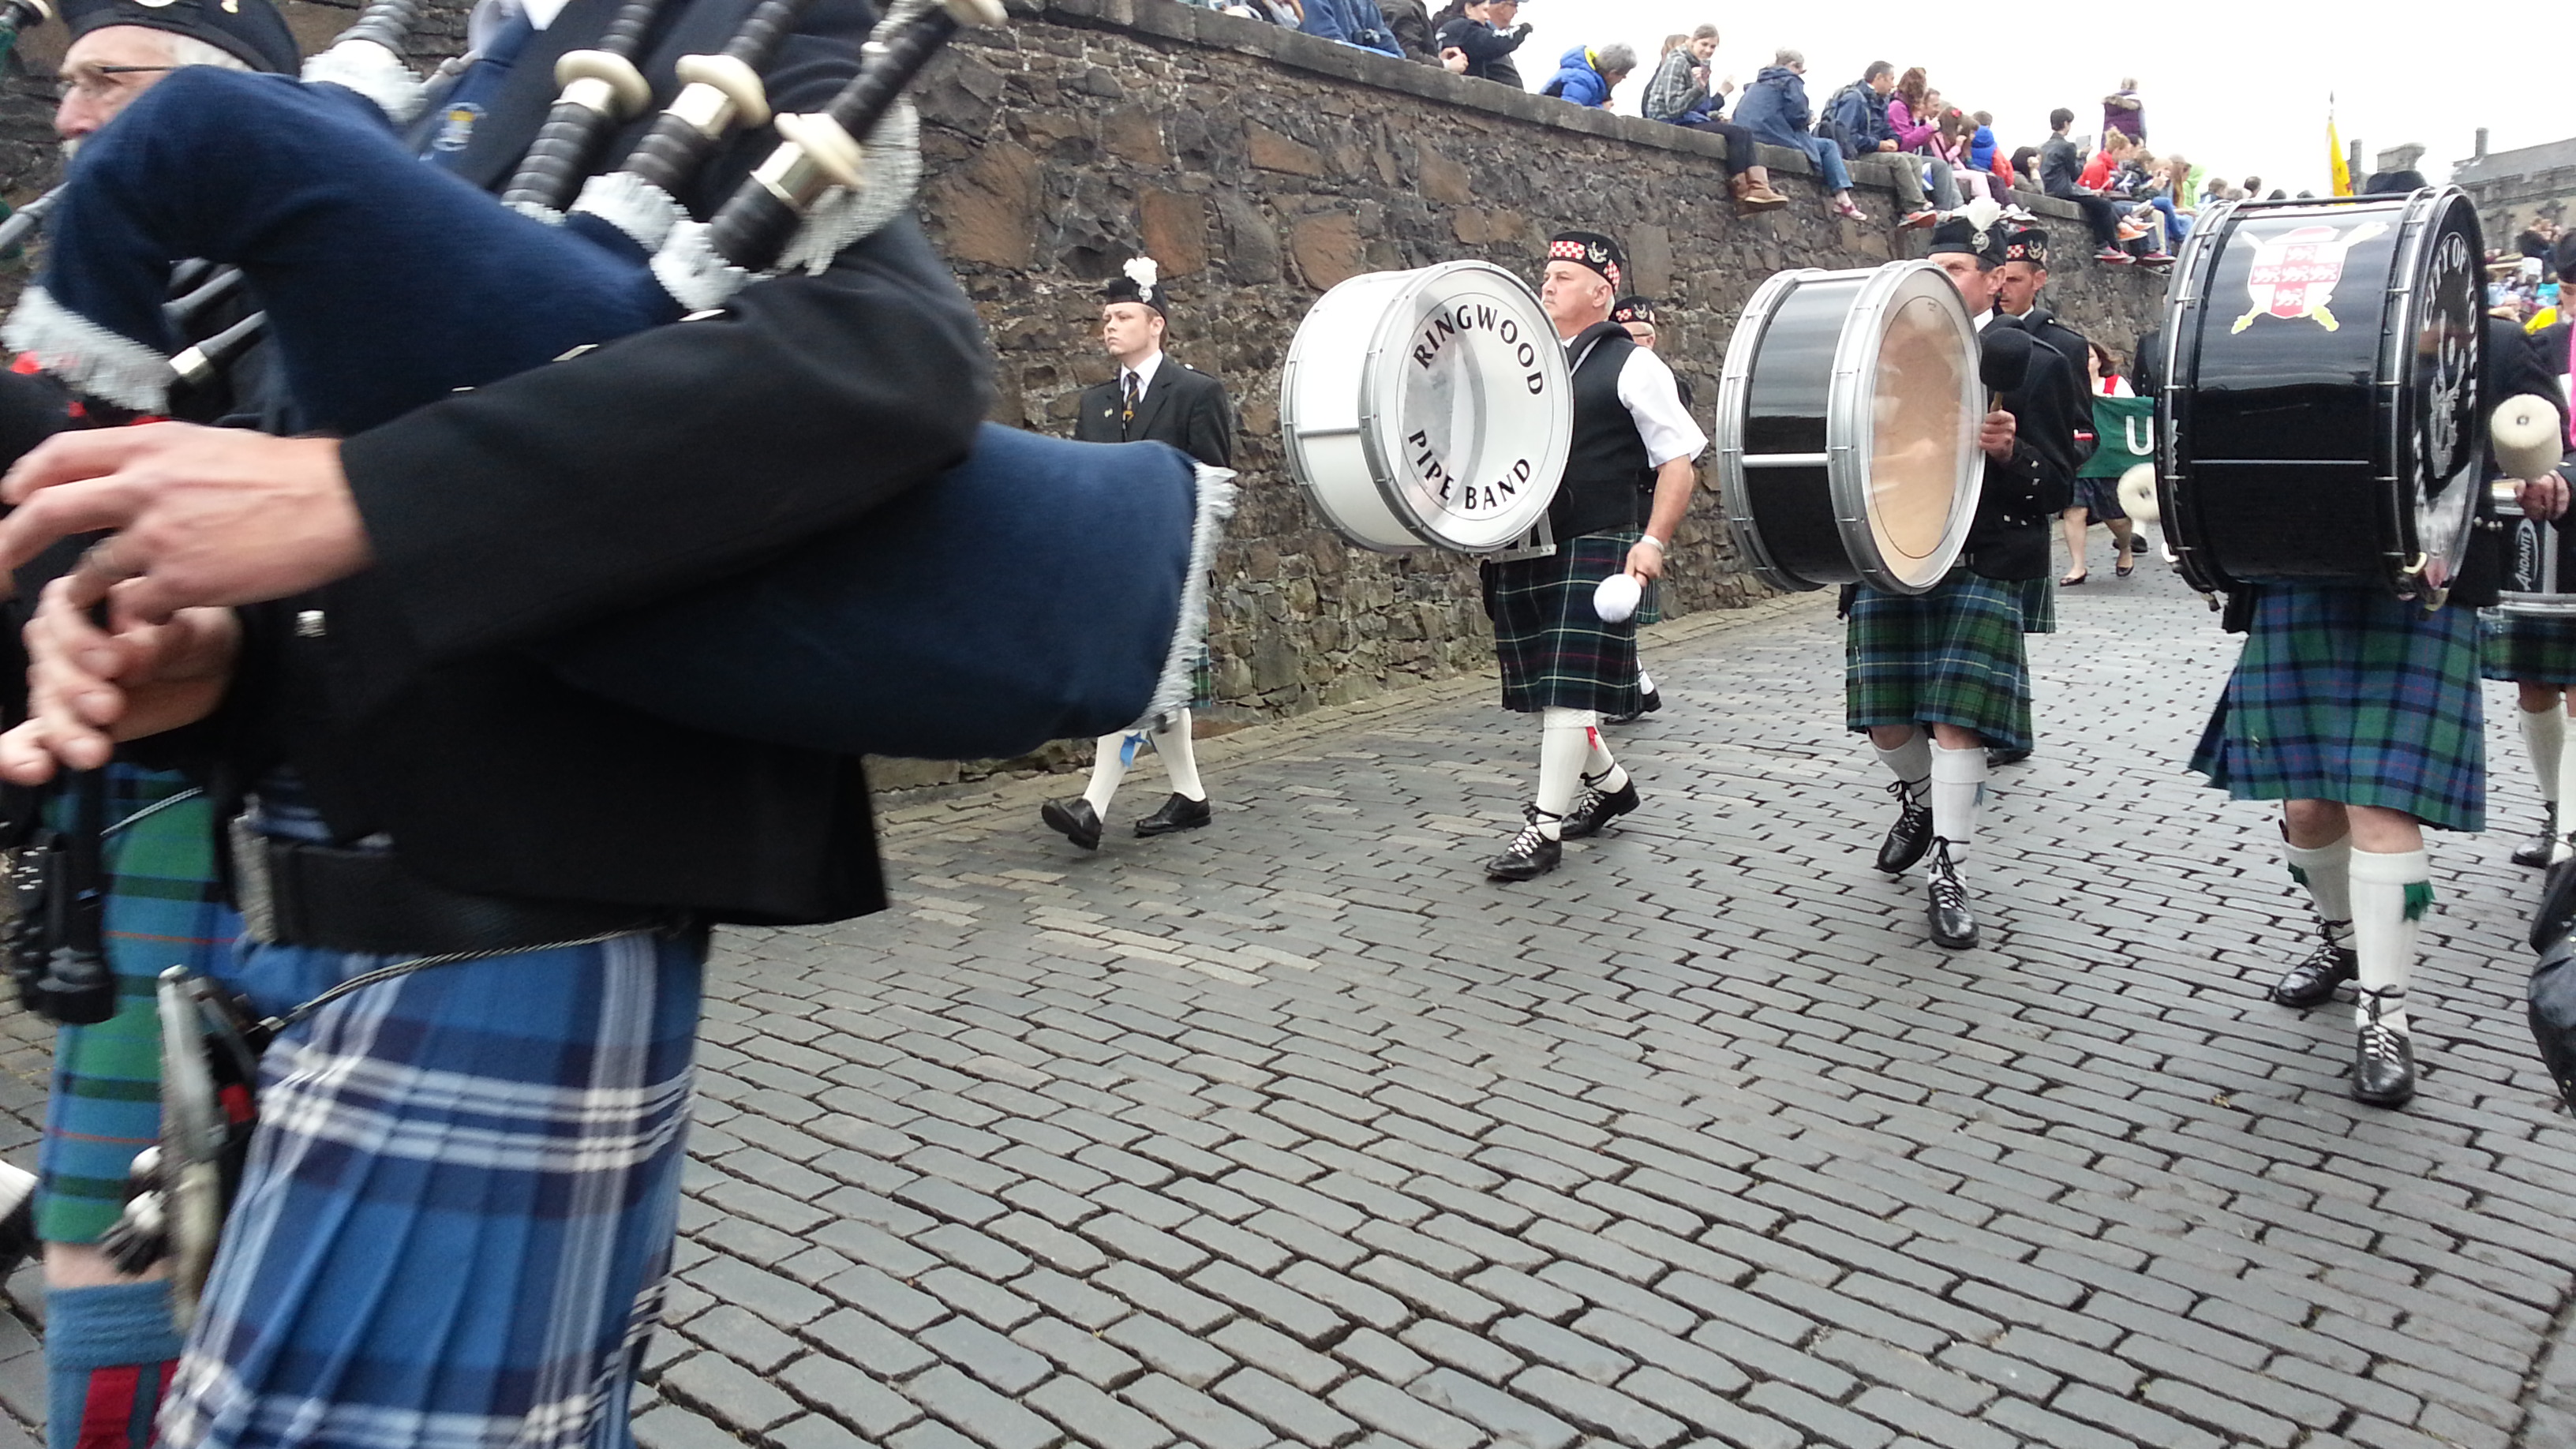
[2,0,1234,762]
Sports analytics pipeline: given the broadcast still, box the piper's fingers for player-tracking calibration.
[30,638,124,730]
[0,477,147,578]
[30,575,119,678]
[0,425,169,504]
[21,665,115,769]
[0,721,63,786]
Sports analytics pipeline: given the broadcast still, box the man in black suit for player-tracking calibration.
[1043,256,1234,851]
[0,0,988,1439]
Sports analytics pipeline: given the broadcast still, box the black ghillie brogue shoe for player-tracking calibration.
[1876,781,1933,874]
[1134,793,1211,837]
[1925,840,1978,949]
[2514,804,2560,868]
[2269,930,2357,1008]
[1485,810,1563,882]
[2351,990,2417,1108]
[1040,797,1104,852]
[1559,773,1640,840]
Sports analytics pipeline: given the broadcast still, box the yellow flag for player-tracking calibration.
[2328,112,2351,197]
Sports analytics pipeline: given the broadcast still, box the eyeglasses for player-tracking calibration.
[60,64,176,103]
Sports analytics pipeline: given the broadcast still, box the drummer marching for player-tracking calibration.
[1481,231,1705,882]
[2190,169,2570,1107]
[1849,209,2078,949]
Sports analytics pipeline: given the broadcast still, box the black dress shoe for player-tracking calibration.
[1040,797,1103,852]
[2514,805,2560,867]
[1986,746,2032,767]
[1605,686,1661,726]
[1485,811,1563,882]
[1875,781,1933,874]
[2269,934,2357,1007]
[1560,774,1640,839]
[1926,840,1978,949]
[1135,793,1212,837]
[2352,993,2417,1107]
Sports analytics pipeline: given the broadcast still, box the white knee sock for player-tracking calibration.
[1875,728,1931,803]
[2555,721,2576,831]
[1928,740,1984,865]
[2523,704,2567,804]
[1151,710,1206,802]
[1082,729,1146,813]
[1637,666,1657,694]
[2282,833,2354,945]
[2347,847,2431,1034]
[1534,708,1597,840]
[1582,721,1630,794]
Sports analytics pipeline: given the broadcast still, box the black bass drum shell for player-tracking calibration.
[2161,187,2484,597]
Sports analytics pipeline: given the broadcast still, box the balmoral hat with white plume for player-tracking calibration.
[1102,255,1168,316]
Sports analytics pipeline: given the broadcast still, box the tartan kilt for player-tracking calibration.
[162,928,703,1449]
[1481,530,1643,715]
[1845,569,2035,752]
[37,767,238,1244]
[1185,642,1215,712]
[2479,607,2576,685]
[2190,586,2484,831]
[2009,575,2056,635]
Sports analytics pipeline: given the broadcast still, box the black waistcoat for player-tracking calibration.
[1551,322,1648,539]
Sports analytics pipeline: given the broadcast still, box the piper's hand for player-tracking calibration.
[1979,407,2017,462]
[1626,540,1665,583]
[2519,470,2572,522]
[0,424,370,622]
[0,571,240,784]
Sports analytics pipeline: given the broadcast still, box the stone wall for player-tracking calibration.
[917,0,2167,732]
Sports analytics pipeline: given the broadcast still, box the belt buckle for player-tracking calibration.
[227,814,279,945]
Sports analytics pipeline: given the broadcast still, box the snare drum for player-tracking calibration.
[1282,261,1574,553]
[1714,260,1984,595]
[2160,187,2484,598]
[2497,495,2576,618]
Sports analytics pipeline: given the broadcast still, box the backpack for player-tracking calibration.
[1812,83,1863,159]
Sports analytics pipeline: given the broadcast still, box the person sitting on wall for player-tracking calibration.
[1641,24,1787,212]
[1433,0,1529,87]
[1732,48,1869,222]
[1540,41,1633,109]
[1299,0,1402,56]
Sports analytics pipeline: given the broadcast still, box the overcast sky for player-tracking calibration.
[1507,1,2552,198]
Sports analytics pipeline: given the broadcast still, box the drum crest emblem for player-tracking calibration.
[2231,222,2391,334]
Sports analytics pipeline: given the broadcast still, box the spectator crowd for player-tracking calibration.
[1170,0,2290,267]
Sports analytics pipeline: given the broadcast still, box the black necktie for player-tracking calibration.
[1121,372,1140,438]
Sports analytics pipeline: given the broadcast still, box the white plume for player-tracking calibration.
[1123,256,1161,292]
[1962,196,2004,242]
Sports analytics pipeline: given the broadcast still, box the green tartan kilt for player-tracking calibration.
[1482,530,1643,716]
[2480,607,2576,685]
[2190,586,2484,832]
[1845,569,2036,752]
[38,769,236,1242]
[1185,642,1215,712]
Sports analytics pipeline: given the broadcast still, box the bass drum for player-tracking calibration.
[1714,260,1983,596]
[1282,260,1573,553]
[2159,186,2484,598]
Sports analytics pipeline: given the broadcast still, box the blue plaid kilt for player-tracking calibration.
[1481,530,1644,715]
[1186,642,1215,712]
[2190,586,2484,832]
[1846,569,2037,752]
[2480,608,2576,685]
[38,766,238,1244]
[160,928,703,1449]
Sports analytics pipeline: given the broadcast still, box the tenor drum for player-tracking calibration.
[2159,187,2484,597]
[1282,261,1574,553]
[2497,498,2576,618]
[1714,260,1983,596]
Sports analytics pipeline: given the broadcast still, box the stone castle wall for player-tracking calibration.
[916,0,2166,728]
[0,0,2167,765]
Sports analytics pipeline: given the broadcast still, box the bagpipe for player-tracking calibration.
[4,0,1235,763]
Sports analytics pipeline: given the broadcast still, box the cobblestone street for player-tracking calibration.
[3,558,2574,1449]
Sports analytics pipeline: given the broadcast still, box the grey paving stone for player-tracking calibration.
[1211,1317,1350,1396]
[1399,1319,1526,1386]
[1193,1259,1349,1346]
[1508,1365,1688,1449]
[921,1316,1054,1395]
[1327,1376,1482,1449]
[807,1306,941,1379]
[1410,1367,1578,1449]
[781,1353,927,1440]
[661,1352,804,1434]
[1213,1365,1366,1446]
[1027,1375,1174,1448]
[635,1403,753,1449]
[1013,1316,1145,1388]
[900,1365,1061,1449]
[1121,1372,1272,1449]
[1103,1312,1237,1389]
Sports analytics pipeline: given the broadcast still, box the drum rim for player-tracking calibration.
[2162,187,2486,602]
[1354,259,1572,553]
[1282,270,1419,553]
[1825,259,1982,596]
[1715,266,1828,592]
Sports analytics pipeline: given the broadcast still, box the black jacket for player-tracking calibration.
[2453,317,2569,609]
[177,0,992,925]
[1072,358,1234,469]
[1994,305,2095,466]
[1432,17,1526,84]
[1961,335,2080,582]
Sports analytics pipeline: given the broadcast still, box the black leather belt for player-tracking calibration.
[228,816,676,957]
